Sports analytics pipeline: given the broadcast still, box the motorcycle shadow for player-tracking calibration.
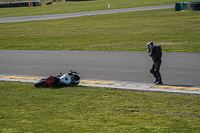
[35,85,81,89]
[52,85,81,89]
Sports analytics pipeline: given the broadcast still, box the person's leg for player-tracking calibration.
[150,63,158,83]
[155,60,162,84]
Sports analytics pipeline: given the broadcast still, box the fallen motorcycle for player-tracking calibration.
[34,70,80,88]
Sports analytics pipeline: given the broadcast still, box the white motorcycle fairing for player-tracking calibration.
[59,74,71,85]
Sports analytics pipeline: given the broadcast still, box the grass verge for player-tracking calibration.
[0,9,199,52]
[0,81,200,132]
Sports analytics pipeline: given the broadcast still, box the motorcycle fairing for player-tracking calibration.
[59,74,71,85]
[46,75,55,86]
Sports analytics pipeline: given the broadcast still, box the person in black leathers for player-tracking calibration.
[147,41,163,84]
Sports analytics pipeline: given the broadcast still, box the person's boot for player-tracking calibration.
[156,77,162,84]
[156,80,163,85]
[153,79,158,83]
[155,72,162,84]
[152,72,158,83]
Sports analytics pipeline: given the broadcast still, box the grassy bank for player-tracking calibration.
[0,81,200,132]
[0,8,199,52]
[0,0,184,18]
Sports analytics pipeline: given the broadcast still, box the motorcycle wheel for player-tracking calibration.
[34,80,47,87]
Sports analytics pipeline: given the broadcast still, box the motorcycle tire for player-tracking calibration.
[34,80,47,87]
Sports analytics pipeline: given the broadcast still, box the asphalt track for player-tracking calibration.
[0,50,200,88]
[0,50,200,86]
[0,4,174,23]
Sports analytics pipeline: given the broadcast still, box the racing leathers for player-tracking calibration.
[149,45,163,84]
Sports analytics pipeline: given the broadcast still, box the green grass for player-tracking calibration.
[0,0,184,18]
[0,0,199,52]
[0,8,200,52]
[0,81,200,132]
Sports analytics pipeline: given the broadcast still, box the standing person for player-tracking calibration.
[147,41,163,84]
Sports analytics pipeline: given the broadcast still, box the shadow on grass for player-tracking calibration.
[34,84,85,89]
[51,85,85,89]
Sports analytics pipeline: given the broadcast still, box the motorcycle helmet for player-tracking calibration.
[147,41,154,53]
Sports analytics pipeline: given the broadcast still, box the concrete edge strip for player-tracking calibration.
[0,75,200,95]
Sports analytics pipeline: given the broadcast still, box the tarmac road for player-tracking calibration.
[0,4,174,23]
[0,50,200,86]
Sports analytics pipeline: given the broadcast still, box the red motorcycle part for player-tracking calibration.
[46,75,55,86]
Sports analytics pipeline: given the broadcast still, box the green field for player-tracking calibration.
[0,81,200,132]
[0,8,200,52]
[0,0,199,52]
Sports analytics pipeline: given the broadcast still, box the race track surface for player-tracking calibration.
[0,50,200,86]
